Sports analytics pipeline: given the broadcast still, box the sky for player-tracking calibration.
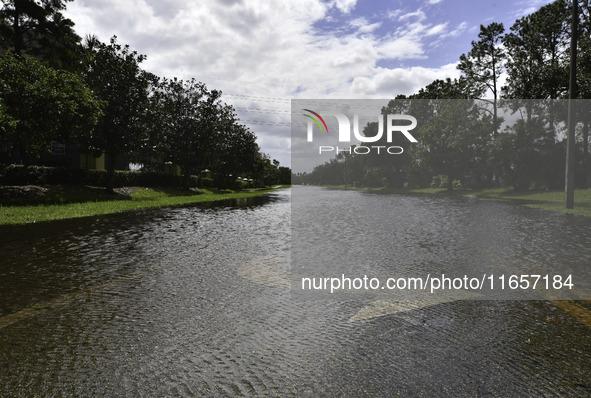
[64,0,555,170]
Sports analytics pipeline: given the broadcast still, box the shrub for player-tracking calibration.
[430,175,462,189]
[430,175,446,188]
[0,164,183,187]
[200,177,214,188]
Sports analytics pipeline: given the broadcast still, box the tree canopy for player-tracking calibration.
[0,0,81,70]
[0,50,103,162]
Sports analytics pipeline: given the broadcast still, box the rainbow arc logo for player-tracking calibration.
[302,109,328,134]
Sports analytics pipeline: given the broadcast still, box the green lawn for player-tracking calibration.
[0,186,289,225]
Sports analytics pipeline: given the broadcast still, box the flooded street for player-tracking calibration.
[1,188,591,396]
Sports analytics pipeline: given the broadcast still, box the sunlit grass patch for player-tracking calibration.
[0,186,288,225]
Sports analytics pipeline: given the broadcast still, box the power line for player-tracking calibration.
[234,107,290,115]
[223,93,291,104]
[241,120,291,127]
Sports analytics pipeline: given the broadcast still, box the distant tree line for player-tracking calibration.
[0,0,289,191]
[295,0,591,191]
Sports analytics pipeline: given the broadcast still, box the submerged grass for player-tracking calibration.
[0,185,289,225]
[522,203,591,217]
[318,184,591,217]
[408,187,591,217]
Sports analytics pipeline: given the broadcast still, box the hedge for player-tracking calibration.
[0,164,200,188]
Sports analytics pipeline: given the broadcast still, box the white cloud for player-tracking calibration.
[399,10,427,22]
[349,17,382,33]
[386,9,402,20]
[447,21,469,38]
[332,0,358,13]
[350,63,461,97]
[510,0,556,19]
[426,23,448,37]
[375,35,426,61]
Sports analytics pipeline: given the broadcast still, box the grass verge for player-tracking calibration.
[0,185,289,225]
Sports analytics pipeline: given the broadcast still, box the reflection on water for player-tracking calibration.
[1,187,591,397]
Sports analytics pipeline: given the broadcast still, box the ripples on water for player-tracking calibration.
[293,187,591,300]
[1,187,591,396]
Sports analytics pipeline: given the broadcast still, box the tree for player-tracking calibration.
[457,23,506,187]
[359,120,408,188]
[0,96,16,136]
[210,103,261,187]
[414,100,486,190]
[458,22,505,139]
[152,77,237,188]
[151,78,208,186]
[0,51,103,163]
[575,0,591,188]
[502,0,570,99]
[82,36,157,192]
[565,0,579,207]
[412,77,480,100]
[407,78,491,189]
[0,0,81,70]
[151,77,260,189]
[278,166,291,185]
[496,102,561,190]
[255,153,283,186]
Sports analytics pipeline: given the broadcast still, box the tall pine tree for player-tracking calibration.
[0,0,81,70]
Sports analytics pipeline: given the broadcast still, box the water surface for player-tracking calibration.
[1,188,590,396]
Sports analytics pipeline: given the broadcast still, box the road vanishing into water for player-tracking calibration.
[1,187,591,397]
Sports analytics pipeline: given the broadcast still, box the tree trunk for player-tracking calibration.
[181,164,190,190]
[17,140,27,164]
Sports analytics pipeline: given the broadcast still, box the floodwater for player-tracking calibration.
[1,187,591,397]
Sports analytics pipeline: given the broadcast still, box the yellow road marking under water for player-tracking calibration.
[551,301,591,330]
[237,255,290,289]
[4,256,591,331]
[348,290,482,322]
